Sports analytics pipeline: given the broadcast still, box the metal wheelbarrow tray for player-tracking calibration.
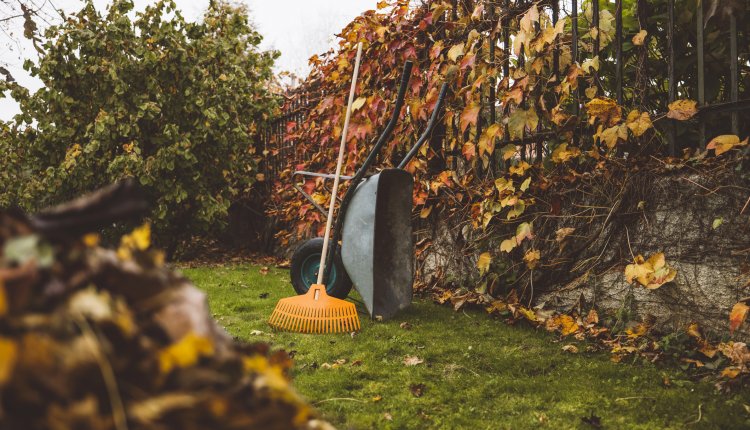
[289,61,448,320]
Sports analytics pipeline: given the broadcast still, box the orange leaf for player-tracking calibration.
[729,302,749,335]
[460,102,481,132]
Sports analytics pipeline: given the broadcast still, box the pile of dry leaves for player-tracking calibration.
[0,181,329,430]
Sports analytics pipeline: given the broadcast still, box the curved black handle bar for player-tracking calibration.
[323,61,413,284]
[396,82,449,169]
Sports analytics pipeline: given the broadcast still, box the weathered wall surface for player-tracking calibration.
[414,164,750,338]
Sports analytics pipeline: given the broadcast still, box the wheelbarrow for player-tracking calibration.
[289,61,448,320]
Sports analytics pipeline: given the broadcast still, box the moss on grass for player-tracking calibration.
[183,264,750,429]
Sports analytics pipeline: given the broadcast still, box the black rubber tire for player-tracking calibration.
[290,237,353,299]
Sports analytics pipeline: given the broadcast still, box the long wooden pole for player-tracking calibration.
[317,42,363,285]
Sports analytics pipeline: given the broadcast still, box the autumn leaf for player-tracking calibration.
[420,206,433,219]
[595,124,628,149]
[0,337,17,384]
[626,110,653,137]
[624,253,677,289]
[706,135,748,156]
[500,238,516,253]
[508,108,538,139]
[159,332,215,375]
[515,222,533,243]
[729,302,749,335]
[632,29,647,46]
[447,43,464,62]
[523,249,540,269]
[509,161,530,176]
[500,144,517,160]
[462,142,476,160]
[520,177,531,192]
[351,96,366,111]
[460,102,480,132]
[551,143,581,163]
[555,227,576,243]
[477,252,492,275]
[562,344,579,353]
[494,177,515,194]
[403,355,424,366]
[478,123,502,156]
[667,99,698,121]
[585,97,622,126]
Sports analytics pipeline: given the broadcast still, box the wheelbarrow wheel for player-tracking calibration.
[290,237,353,299]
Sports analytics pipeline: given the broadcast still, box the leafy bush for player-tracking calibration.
[0,0,278,248]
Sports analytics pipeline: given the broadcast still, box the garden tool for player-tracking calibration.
[268,43,363,333]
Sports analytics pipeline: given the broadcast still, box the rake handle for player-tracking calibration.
[317,42,363,285]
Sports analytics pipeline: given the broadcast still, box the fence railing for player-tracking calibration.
[259,0,748,181]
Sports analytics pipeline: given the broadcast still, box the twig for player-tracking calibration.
[687,403,703,425]
[314,398,366,405]
[75,318,128,430]
[615,396,656,401]
[741,196,750,215]
[625,227,635,260]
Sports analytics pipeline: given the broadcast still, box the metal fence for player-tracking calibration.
[260,0,748,179]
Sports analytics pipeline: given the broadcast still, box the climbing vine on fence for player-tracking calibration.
[269,0,749,376]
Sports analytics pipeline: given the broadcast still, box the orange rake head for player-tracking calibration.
[268,284,361,334]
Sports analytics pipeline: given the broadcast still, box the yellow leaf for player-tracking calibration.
[159,333,215,375]
[494,177,515,194]
[585,97,622,126]
[501,144,517,160]
[351,96,367,112]
[551,143,581,163]
[500,238,516,253]
[0,337,17,384]
[626,323,648,339]
[667,99,698,121]
[520,177,531,192]
[523,249,540,269]
[721,367,741,379]
[707,135,748,156]
[581,56,600,73]
[515,222,533,243]
[509,161,530,176]
[730,302,750,335]
[419,206,433,219]
[626,110,653,137]
[477,252,492,275]
[447,43,464,62]
[632,29,647,46]
[0,283,6,317]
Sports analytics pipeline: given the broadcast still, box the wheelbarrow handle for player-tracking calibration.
[397,82,449,170]
[322,60,413,284]
[292,170,353,218]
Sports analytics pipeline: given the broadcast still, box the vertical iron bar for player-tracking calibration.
[696,0,705,148]
[667,0,676,156]
[615,0,623,104]
[592,0,600,90]
[552,0,559,77]
[489,1,496,125]
[729,15,738,135]
[572,0,579,116]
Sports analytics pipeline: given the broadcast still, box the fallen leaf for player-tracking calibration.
[730,302,749,335]
[372,395,382,402]
[562,344,579,353]
[399,322,412,330]
[403,355,424,366]
[409,383,426,397]
[667,99,698,121]
[712,218,723,229]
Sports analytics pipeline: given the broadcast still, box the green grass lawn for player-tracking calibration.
[182,264,750,429]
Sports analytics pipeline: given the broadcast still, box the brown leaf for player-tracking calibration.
[409,383,426,397]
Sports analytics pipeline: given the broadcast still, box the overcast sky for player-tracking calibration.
[0,0,376,120]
